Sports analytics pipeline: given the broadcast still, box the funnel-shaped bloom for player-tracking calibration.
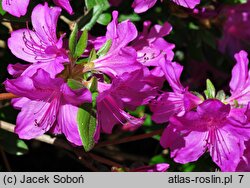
[93,11,142,78]
[95,69,157,140]
[4,69,92,146]
[161,99,250,172]
[132,21,175,67]
[2,0,72,17]
[8,3,68,77]
[150,60,201,123]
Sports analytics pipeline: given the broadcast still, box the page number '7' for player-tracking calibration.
[238,175,244,183]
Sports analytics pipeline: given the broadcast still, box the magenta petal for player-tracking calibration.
[210,127,245,172]
[227,50,250,105]
[15,100,58,139]
[159,60,185,93]
[53,0,73,14]
[94,11,141,77]
[237,140,250,172]
[107,11,138,53]
[110,69,157,109]
[61,83,92,106]
[4,69,63,100]
[4,76,38,99]
[171,0,200,9]
[97,95,143,134]
[8,29,47,63]
[230,50,249,93]
[58,104,82,146]
[7,63,30,77]
[150,92,185,123]
[94,47,141,78]
[31,3,61,45]
[170,131,206,164]
[148,22,173,38]
[197,99,230,119]
[132,0,157,13]
[11,97,30,110]
[172,131,207,164]
[2,0,30,17]
[22,60,64,78]
[160,120,206,164]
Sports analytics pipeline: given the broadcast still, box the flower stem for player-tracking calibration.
[0,93,18,101]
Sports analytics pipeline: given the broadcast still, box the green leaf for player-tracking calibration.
[89,77,98,92]
[77,103,97,152]
[192,91,204,101]
[0,1,6,16]
[97,13,111,26]
[216,90,226,101]
[82,0,110,30]
[92,92,98,108]
[189,22,199,30]
[69,24,78,56]
[0,130,29,155]
[88,49,97,62]
[67,79,83,90]
[74,29,88,58]
[0,0,6,16]
[204,79,216,99]
[85,0,110,11]
[76,58,89,65]
[97,39,112,57]
[85,0,96,10]
[181,163,196,172]
[222,0,247,4]
[119,13,141,22]
[149,155,167,165]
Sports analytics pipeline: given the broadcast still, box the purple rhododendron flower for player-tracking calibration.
[8,3,68,78]
[4,69,92,146]
[2,0,72,17]
[93,11,142,78]
[131,21,175,88]
[150,60,202,123]
[159,50,250,171]
[161,99,250,172]
[132,21,174,67]
[132,0,200,13]
[218,1,250,56]
[95,69,157,140]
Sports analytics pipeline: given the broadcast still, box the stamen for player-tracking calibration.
[33,92,61,130]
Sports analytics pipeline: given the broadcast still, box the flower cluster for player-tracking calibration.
[155,50,250,172]
[4,3,173,151]
[2,0,250,172]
